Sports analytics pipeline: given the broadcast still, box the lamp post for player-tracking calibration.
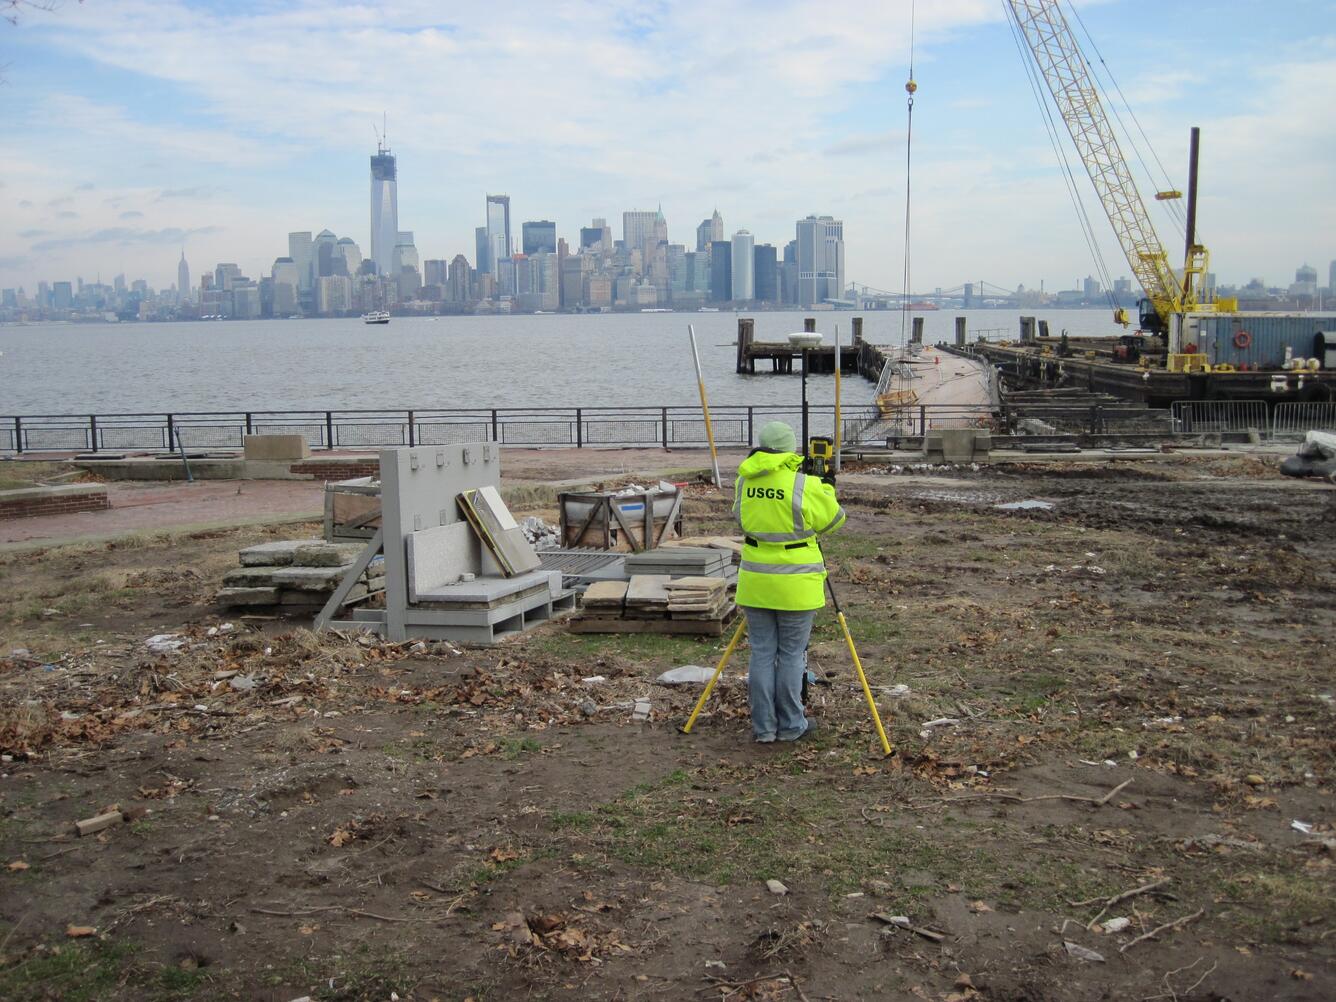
[788,332,823,450]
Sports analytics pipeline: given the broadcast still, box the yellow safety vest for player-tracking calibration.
[733,450,846,611]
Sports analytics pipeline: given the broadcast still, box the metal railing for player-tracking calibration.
[11,399,1331,455]
[2,404,906,455]
[1170,400,1269,436]
[1272,402,1336,438]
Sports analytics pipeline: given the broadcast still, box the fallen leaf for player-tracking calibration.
[968,900,992,914]
[490,847,520,863]
[328,827,356,847]
[66,925,97,938]
[7,861,30,872]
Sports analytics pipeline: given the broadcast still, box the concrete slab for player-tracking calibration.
[414,568,559,604]
[244,435,310,461]
[239,539,320,566]
[293,542,366,566]
[217,586,282,605]
[272,565,354,591]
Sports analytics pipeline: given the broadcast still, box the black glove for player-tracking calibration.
[821,472,836,488]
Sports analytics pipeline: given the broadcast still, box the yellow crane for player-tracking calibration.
[1004,0,1235,336]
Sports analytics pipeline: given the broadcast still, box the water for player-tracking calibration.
[0,309,1118,416]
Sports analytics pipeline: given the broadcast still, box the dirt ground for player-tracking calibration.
[1,454,1333,1001]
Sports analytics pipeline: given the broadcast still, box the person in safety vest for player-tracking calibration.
[733,420,846,742]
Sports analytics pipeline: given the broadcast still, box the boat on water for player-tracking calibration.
[697,306,720,313]
[362,311,390,325]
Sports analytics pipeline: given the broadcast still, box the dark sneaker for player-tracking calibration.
[779,719,817,742]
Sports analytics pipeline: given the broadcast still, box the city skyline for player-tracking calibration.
[0,1,1333,293]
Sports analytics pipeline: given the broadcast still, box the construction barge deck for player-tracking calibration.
[734,315,1336,408]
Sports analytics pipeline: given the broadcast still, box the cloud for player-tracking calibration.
[0,255,33,270]
[18,229,49,238]
[825,130,909,156]
[46,195,74,207]
[75,182,95,191]
[30,225,222,254]
[18,200,33,208]
[156,186,223,201]
[119,210,143,219]
[57,210,78,219]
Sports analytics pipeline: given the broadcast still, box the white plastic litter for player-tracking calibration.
[656,665,717,686]
[1101,917,1131,933]
[1064,941,1105,962]
[995,500,1054,511]
[145,634,185,654]
[1291,820,1315,835]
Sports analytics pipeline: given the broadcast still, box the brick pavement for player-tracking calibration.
[0,480,325,548]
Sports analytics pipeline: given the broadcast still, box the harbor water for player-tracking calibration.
[0,309,1121,416]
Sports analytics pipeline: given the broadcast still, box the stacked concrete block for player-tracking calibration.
[219,539,384,614]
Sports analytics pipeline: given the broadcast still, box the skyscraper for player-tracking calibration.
[288,232,314,292]
[796,215,845,308]
[522,220,557,256]
[177,251,190,304]
[730,230,755,302]
[370,139,398,276]
[623,210,658,265]
[486,195,511,277]
[475,227,490,274]
[754,244,778,302]
[710,241,731,302]
[696,210,724,252]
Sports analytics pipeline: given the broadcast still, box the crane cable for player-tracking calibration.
[899,0,917,352]
[1003,2,1120,315]
[1066,1,1192,242]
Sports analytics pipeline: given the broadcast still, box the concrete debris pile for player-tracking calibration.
[217,540,385,614]
[520,515,560,549]
[571,571,736,637]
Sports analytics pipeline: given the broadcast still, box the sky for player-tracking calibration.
[1,0,1333,295]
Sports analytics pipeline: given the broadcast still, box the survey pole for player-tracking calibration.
[688,324,723,490]
[833,323,842,472]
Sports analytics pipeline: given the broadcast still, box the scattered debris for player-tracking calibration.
[995,499,1054,511]
[1100,917,1131,933]
[631,698,652,722]
[655,665,717,686]
[75,809,127,837]
[144,634,185,654]
[1064,940,1105,962]
[765,879,789,895]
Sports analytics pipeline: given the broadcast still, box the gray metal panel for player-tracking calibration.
[381,444,501,641]
[1198,315,1336,368]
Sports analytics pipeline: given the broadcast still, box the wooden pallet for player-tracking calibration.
[569,605,737,637]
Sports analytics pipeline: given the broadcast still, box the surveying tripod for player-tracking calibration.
[680,436,893,756]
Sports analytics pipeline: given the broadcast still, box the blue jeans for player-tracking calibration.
[743,607,816,741]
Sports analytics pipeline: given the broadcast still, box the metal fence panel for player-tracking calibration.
[498,420,575,446]
[1273,402,1336,438]
[416,421,492,445]
[1170,400,1269,435]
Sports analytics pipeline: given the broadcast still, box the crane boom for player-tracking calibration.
[1005,0,1208,331]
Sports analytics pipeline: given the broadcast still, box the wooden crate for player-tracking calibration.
[558,487,683,552]
[324,477,381,542]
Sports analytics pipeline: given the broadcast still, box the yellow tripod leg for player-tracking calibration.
[680,617,747,734]
[837,610,893,756]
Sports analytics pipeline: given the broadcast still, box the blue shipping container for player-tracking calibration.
[1195,315,1336,369]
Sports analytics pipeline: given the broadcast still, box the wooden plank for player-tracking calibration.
[75,810,125,837]
[569,615,729,637]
